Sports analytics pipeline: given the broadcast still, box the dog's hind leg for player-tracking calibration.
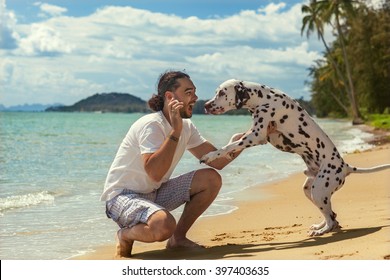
[302,176,327,234]
[307,175,341,236]
[302,175,315,202]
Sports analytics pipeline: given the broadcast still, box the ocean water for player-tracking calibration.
[0,112,374,259]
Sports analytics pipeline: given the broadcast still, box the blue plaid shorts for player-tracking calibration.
[106,170,196,228]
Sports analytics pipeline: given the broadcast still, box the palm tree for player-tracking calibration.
[301,0,364,124]
[308,58,350,115]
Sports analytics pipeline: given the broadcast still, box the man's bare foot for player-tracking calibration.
[116,229,134,258]
[166,236,205,250]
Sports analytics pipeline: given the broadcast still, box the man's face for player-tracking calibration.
[172,78,198,118]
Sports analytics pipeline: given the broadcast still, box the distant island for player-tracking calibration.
[3,92,314,115]
[0,103,63,112]
[44,92,212,114]
[45,92,150,113]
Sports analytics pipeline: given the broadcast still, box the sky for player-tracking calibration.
[0,0,382,106]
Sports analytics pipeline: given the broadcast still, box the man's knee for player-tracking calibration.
[154,226,174,242]
[208,168,222,191]
[197,168,222,191]
[148,210,176,241]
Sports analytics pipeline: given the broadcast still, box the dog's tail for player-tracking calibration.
[347,164,390,175]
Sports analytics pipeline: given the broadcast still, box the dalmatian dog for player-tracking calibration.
[201,79,390,236]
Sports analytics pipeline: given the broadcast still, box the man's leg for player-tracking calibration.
[167,168,222,248]
[116,168,222,256]
[116,209,176,257]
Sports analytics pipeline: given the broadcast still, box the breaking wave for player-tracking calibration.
[0,191,55,213]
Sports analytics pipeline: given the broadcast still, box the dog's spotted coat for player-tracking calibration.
[201,79,390,236]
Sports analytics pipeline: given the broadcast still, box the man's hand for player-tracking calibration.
[168,98,184,135]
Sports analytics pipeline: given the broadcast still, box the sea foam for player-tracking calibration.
[0,191,55,213]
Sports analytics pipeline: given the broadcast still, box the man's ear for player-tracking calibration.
[165,91,174,101]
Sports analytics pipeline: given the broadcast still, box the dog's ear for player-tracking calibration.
[234,82,250,109]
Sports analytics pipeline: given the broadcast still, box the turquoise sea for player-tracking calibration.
[0,112,374,259]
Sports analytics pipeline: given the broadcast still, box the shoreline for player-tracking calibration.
[75,134,390,260]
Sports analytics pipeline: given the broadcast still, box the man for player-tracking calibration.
[101,71,241,257]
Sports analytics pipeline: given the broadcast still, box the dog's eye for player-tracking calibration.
[218,90,226,97]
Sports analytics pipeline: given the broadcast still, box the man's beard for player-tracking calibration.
[180,106,192,119]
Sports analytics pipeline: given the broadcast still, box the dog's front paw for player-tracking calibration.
[200,150,223,164]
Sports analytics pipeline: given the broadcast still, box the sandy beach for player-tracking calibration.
[76,142,390,260]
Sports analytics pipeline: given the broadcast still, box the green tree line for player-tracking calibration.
[301,0,390,123]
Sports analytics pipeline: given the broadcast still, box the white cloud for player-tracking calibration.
[1,58,105,105]
[187,42,319,73]
[0,58,14,83]
[2,2,322,106]
[258,2,287,14]
[34,2,68,17]
[17,23,73,55]
[0,0,20,49]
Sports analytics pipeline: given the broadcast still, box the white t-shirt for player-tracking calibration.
[100,111,206,201]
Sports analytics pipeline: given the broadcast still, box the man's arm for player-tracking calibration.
[143,97,184,183]
[189,133,244,170]
[142,132,180,182]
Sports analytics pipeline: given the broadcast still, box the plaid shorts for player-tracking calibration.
[105,170,196,228]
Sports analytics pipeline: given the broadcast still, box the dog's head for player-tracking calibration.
[204,79,251,114]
